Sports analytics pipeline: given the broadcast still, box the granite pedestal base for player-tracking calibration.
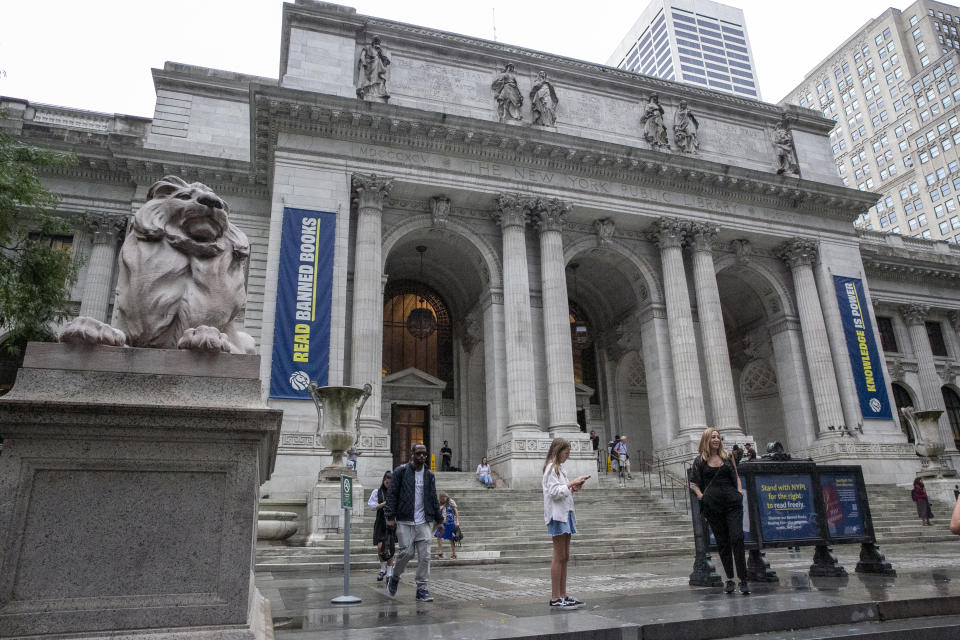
[488,431,593,488]
[0,343,282,639]
[306,471,364,545]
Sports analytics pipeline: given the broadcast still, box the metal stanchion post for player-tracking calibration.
[332,474,361,604]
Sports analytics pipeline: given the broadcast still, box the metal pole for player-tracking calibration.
[332,504,361,603]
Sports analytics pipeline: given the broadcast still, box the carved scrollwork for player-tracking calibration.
[352,173,393,210]
[776,238,819,269]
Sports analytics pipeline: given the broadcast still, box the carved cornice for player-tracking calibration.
[767,315,802,336]
[352,173,393,210]
[249,89,875,218]
[899,303,930,327]
[776,237,819,269]
[531,197,572,233]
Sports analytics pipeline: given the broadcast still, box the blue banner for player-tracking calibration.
[833,276,893,420]
[821,473,865,539]
[755,473,819,541]
[269,208,336,399]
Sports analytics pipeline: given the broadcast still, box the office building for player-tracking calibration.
[608,0,761,99]
[783,1,960,243]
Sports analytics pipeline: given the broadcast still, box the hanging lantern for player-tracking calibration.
[407,299,437,339]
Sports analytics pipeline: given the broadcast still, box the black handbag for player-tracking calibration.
[453,525,463,546]
[378,528,397,561]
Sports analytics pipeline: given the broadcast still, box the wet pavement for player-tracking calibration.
[257,540,960,639]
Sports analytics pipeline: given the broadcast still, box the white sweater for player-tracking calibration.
[542,463,575,524]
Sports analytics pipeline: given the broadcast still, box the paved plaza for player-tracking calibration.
[258,539,960,639]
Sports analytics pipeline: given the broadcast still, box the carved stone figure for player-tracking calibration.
[529,71,558,127]
[491,63,523,122]
[673,100,699,153]
[60,176,255,354]
[641,94,669,149]
[357,36,391,101]
[774,113,800,176]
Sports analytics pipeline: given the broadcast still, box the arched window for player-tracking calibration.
[891,382,915,443]
[382,280,453,397]
[569,300,597,402]
[942,386,960,449]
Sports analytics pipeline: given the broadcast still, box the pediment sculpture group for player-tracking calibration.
[355,36,800,173]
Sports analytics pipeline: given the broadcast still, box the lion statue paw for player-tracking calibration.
[59,316,127,347]
[177,326,237,354]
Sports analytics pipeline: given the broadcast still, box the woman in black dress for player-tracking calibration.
[689,427,749,594]
[368,470,395,581]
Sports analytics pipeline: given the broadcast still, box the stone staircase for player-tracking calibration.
[863,484,958,545]
[256,471,696,573]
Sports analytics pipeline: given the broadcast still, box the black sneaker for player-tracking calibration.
[387,576,399,597]
[550,598,579,610]
[564,595,584,606]
[724,580,735,594]
[739,581,750,595]
[377,570,385,582]
[415,587,433,602]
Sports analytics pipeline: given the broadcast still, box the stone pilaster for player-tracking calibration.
[777,238,845,433]
[532,198,579,434]
[688,223,741,433]
[78,214,127,322]
[653,217,706,435]
[900,304,955,451]
[350,174,392,431]
[492,194,539,431]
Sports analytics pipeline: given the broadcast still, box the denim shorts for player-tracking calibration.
[547,510,577,536]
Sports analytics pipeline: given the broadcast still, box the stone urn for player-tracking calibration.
[308,382,371,481]
[901,407,951,477]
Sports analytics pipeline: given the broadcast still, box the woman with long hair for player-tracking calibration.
[688,428,749,595]
[368,470,395,581]
[542,437,590,610]
[912,477,934,526]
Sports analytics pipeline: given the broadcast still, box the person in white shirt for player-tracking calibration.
[542,437,590,610]
[476,456,494,488]
[613,435,633,480]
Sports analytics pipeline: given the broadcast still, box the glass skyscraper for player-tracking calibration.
[607,0,761,99]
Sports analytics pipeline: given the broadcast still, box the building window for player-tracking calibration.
[926,321,948,356]
[877,316,898,352]
[944,387,960,449]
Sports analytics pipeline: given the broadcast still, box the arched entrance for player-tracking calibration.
[381,220,496,472]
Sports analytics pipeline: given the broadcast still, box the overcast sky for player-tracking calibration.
[1,0,909,118]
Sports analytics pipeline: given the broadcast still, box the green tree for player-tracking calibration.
[0,128,77,361]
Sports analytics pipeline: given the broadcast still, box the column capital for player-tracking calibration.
[429,195,451,228]
[688,222,720,252]
[651,217,688,249]
[899,303,930,326]
[531,197,572,233]
[776,237,819,269]
[351,173,393,210]
[493,193,533,229]
[84,213,128,245]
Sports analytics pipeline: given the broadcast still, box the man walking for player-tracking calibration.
[440,440,452,472]
[613,435,633,479]
[590,430,601,471]
[385,443,443,601]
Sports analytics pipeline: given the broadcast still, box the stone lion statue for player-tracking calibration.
[60,176,256,354]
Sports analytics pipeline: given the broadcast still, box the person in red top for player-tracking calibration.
[911,477,934,526]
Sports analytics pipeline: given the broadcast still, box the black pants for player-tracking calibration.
[441,458,450,471]
[704,503,747,581]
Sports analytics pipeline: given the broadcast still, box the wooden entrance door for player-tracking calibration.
[391,405,429,468]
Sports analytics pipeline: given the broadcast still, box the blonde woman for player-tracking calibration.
[688,428,749,595]
[434,492,459,559]
[542,437,590,610]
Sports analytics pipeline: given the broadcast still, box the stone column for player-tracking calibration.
[492,195,539,431]
[900,304,955,450]
[688,223,741,433]
[653,217,706,435]
[78,214,126,322]
[350,174,392,431]
[777,239,845,433]
[532,198,579,433]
